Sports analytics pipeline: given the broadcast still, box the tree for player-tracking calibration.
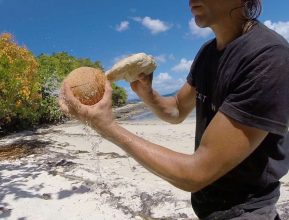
[0,33,128,133]
[112,83,127,107]
[0,33,41,131]
[37,52,127,120]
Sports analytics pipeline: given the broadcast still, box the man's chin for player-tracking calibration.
[194,18,209,28]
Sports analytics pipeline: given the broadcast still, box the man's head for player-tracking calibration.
[189,0,262,28]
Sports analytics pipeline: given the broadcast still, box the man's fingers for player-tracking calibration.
[58,96,70,115]
[101,80,113,102]
[147,72,153,81]
[137,72,153,83]
[63,82,86,116]
[58,87,71,116]
[138,73,146,80]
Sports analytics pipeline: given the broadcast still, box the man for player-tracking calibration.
[59,0,289,219]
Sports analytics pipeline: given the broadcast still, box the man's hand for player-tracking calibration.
[58,80,115,136]
[131,75,196,124]
[130,73,154,100]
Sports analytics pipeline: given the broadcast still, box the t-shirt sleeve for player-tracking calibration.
[187,40,213,87]
[219,45,289,136]
[187,61,197,87]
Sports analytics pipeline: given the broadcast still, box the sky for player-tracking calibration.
[0,0,289,100]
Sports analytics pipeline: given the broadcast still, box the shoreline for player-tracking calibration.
[113,102,150,121]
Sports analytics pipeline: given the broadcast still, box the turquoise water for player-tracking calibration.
[128,109,196,121]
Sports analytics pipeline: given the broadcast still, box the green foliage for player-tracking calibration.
[0,33,41,132]
[37,52,104,123]
[112,83,127,107]
[0,32,128,134]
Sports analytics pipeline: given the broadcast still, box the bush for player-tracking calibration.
[112,83,127,107]
[0,33,128,134]
[37,52,105,123]
[37,52,128,121]
[0,33,41,132]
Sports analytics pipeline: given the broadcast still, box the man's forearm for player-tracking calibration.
[100,122,203,192]
[141,90,182,124]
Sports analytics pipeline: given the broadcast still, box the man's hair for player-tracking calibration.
[242,0,262,20]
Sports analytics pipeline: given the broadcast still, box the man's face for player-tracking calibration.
[189,0,242,28]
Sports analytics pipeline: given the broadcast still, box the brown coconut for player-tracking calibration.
[64,67,106,105]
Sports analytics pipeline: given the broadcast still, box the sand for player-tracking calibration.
[0,112,288,220]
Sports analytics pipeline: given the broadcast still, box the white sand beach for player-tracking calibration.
[0,107,288,220]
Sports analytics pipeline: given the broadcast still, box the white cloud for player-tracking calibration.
[133,16,171,34]
[132,17,142,22]
[168,54,175,60]
[172,58,193,73]
[189,18,212,38]
[264,20,289,42]
[153,72,185,95]
[125,72,185,100]
[155,54,175,64]
[116,21,129,32]
[155,72,172,82]
[155,55,167,63]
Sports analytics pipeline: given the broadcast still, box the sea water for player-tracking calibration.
[128,109,196,121]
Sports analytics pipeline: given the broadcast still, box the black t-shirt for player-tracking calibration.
[187,22,289,218]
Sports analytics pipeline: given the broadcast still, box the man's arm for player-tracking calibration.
[131,74,196,124]
[60,81,268,193]
[102,111,268,192]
